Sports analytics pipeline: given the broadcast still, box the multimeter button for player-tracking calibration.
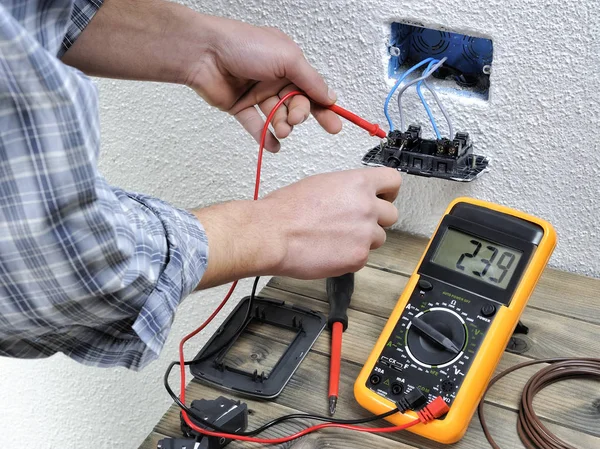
[481,304,496,317]
[418,279,433,291]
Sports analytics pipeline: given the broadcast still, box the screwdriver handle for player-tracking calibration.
[326,273,354,331]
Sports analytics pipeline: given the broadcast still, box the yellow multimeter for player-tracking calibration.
[354,197,556,444]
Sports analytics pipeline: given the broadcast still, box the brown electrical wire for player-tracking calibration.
[478,357,600,449]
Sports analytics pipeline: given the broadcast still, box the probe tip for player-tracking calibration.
[328,396,337,416]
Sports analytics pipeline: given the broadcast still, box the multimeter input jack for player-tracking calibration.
[391,383,404,395]
[369,374,381,385]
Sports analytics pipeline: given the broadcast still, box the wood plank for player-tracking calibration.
[268,266,408,319]
[263,277,600,363]
[368,231,427,275]
[367,231,600,324]
[153,380,424,449]
[153,339,599,449]
[139,231,600,448]
[143,403,598,449]
[206,316,600,438]
[139,431,167,449]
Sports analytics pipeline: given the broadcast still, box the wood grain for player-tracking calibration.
[150,340,599,449]
[139,231,600,449]
[264,277,600,362]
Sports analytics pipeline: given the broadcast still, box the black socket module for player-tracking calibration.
[361,125,489,182]
[181,397,248,444]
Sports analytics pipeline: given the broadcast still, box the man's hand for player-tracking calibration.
[185,16,342,153]
[194,168,401,288]
[62,0,342,152]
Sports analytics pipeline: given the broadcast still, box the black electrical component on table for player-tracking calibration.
[157,396,248,449]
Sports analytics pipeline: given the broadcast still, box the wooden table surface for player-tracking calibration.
[139,232,600,449]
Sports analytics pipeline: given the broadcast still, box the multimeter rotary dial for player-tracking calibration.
[406,308,467,367]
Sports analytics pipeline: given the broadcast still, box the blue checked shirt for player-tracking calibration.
[0,0,208,369]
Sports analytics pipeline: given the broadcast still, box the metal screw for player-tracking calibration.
[482,65,492,75]
[389,46,401,57]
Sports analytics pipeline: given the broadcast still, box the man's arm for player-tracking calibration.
[57,0,403,290]
[61,0,343,152]
[61,0,203,86]
[0,0,211,369]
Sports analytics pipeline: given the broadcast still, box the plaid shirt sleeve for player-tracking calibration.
[59,0,103,58]
[0,1,208,370]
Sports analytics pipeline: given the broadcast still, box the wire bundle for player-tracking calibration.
[478,357,600,449]
[384,57,453,139]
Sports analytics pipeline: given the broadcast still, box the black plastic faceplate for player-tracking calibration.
[190,296,326,399]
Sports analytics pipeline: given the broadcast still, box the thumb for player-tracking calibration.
[285,54,337,106]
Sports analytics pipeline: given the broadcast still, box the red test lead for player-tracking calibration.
[327,104,387,138]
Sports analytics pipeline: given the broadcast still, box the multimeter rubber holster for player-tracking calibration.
[353,197,557,444]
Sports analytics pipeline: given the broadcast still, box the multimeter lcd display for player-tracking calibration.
[431,229,523,289]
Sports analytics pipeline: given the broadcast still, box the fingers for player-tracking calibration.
[230,79,291,116]
[371,198,397,250]
[258,96,292,139]
[257,85,311,139]
[285,52,337,106]
[231,78,341,146]
[376,199,399,227]
[371,226,387,250]
[369,167,402,202]
[284,89,311,126]
[234,106,281,153]
[311,104,343,135]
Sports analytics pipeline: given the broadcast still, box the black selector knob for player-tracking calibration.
[406,310,466,366]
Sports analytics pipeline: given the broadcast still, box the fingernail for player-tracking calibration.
[328,87,337,102]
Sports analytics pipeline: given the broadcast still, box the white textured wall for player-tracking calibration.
[2,0,599,447]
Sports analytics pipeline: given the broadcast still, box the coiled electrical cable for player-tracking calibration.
[478,357,600,449]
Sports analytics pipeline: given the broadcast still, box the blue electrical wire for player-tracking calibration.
[416,60,442,139]
[384,57,434,131]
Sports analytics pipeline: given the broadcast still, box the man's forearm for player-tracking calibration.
[192,200,286,289]
[62,0,212,85]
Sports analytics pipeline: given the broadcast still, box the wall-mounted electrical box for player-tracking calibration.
[388,22,493,100]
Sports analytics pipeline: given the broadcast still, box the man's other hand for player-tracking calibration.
[194,168,401,288]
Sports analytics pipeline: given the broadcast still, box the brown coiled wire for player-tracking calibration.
[478,358,600,449]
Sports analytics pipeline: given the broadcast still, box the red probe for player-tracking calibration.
[329,321,343,410]
[327,103,387,138]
